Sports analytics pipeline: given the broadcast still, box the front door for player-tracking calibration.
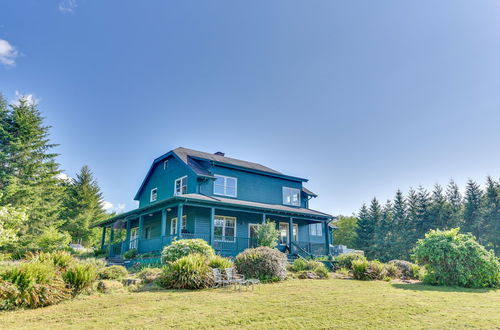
[129,228,138,249]
[249,224,260,248]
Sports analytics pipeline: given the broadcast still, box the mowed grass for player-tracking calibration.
[0,279,498,329]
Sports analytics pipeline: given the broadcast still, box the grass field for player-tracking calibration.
[0,279,498,329]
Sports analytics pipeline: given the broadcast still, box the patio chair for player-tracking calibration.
[224,267,246,291]
[212,268,229,288]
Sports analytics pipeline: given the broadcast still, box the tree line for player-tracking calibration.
[334,179,499,260]
[0,93,109,255]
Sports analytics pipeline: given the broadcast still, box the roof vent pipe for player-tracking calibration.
[214,151,225,156]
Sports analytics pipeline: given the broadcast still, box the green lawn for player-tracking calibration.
[1,279,498,329]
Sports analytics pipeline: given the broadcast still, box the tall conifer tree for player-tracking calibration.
[446,179,463,228]
[463,179,483,236]
[354,204,374,254]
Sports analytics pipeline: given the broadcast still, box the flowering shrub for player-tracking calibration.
[235,247,287,282]
[161,239,215,264]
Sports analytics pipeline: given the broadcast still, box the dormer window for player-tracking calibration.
[150,188,158,202]
[174,176,188,195]
[214,175,237,197]
[283,187,300,206]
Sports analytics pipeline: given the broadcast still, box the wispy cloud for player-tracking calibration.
[102,201,126,213]
[55,172,73,183]
[0,39,18,67]
[58,0,78,14]
[11,91,39,106]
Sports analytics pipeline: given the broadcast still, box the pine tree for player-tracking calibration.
[0,94,11,189]
[429,184,449,229]
[354,204,374,255]
[404,188,419,259]
[377,200,393,261]
[415,186,432,238]
[61,165,107,246]
[0,96,64,240]
[481,177,499,254]
[365,198,382,259]
[446,179,463,228]
[463,179,483,237]
[392,189,408,259]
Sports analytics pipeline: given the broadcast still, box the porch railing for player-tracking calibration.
[111,235,328,257]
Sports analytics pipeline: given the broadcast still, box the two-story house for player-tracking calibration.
[96,147,334,258]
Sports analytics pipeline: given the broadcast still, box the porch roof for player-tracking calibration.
[94,194,333,227]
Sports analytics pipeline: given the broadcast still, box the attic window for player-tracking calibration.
[163,160,168,170]
[150,188,158,202]
[174,176,188,195]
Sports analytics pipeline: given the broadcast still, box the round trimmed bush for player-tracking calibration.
[97,265,128,280]
[235,247,287,282]
[413,228,499,288]
[161,239,215,264]
[157,254,213,289]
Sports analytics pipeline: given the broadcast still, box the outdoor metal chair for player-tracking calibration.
[224,267,246,291]
[212,268,229,288]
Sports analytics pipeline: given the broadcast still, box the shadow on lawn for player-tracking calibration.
[391,283,496,293]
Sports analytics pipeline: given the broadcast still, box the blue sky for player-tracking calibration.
[1,1,500,215]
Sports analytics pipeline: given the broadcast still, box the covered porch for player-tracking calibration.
[98,195,333,258]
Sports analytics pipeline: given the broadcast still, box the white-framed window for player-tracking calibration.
[310,223,323,236]
[170,215,187,235]
[282,187,300,206]
[144,226,151,239]
[163,160,169,170]
[214,216,236,242]
[279,222,298,245]
[214,175,237,197]
[150,188,158,202]
[174,176,188,195]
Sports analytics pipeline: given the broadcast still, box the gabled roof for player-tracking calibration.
[135,147,308,200]
[302,186,318,197]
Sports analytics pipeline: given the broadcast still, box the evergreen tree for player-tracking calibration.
[415,186,432,238]
[354,204,374,255]
[0,94,11,189]
[463,179,483,236]
[404,188,420,259]
[429,184,449,229]
[0,96,64,241]
[365,198,382,259]
[481,177,499,254]
[376,200,393,261]
[61,165,107,246]
[392,189,408,259]
[446,179,463,228]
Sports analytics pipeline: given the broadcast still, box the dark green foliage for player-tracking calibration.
[289,258,329,279]
[334,253,366,270]
[354,204,374,254]
[161,239,215,264]
[235,247,288,282]
[463,180,483,237]
[413,228,499,288]
[26,250,74,270]
[352,259,386,281]
[123,249,138,260]
[97,265,128,280]
[157,254,214,289]
[254,220,279,248]
[332,216,358,247]
[63,264,96,294]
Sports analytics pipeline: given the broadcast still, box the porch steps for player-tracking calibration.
[106,256,125,267]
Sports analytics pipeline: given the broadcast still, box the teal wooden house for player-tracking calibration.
[97,147,334,258]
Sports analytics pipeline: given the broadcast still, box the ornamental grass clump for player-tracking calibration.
[137,267,162,284]
[97,265,128,280]
[25,250,75,271]
[161,239,215,264]
[289,258,329,279]
[235,247,287,282]
[207,255,233,269]
[413,228,499,288]
[157,254,214,289]
[63,264,96,295]
[335,253,366,270]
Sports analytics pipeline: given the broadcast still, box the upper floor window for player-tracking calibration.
[214,175,237,197]
[163,160,169,170]
[174,176,187,195]
[150,188,158,202]
[282,187,300,206]
[310,223,323,236]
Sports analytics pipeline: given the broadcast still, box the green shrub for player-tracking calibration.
[93,249,108,258]
[25,251,75,270]
[254,220,279,248]
[313,263,329,279]
[383,263,402,279]
[336,267,350,276]
[97,280,124,293]
[413,228,500,288]
[388,260,420,279]
[157,254,213,289]
[33,227,71,252]
[161,239,215,264]
[207,255,233,269]
[235,247,287,282]
[98,265,128,280]
[352,259,369,280]
[0,262,70,310]
[289,258,328,278]
[290,258,309,272]
[78,257,106,270]
[335,253,366,270]
[137,267,162,284]
[63,264,96,294]
[123,249,138,260]
[365,261,386,280]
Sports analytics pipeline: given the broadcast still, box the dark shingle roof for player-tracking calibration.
[302,187,318,197]
[173,147,283,176]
